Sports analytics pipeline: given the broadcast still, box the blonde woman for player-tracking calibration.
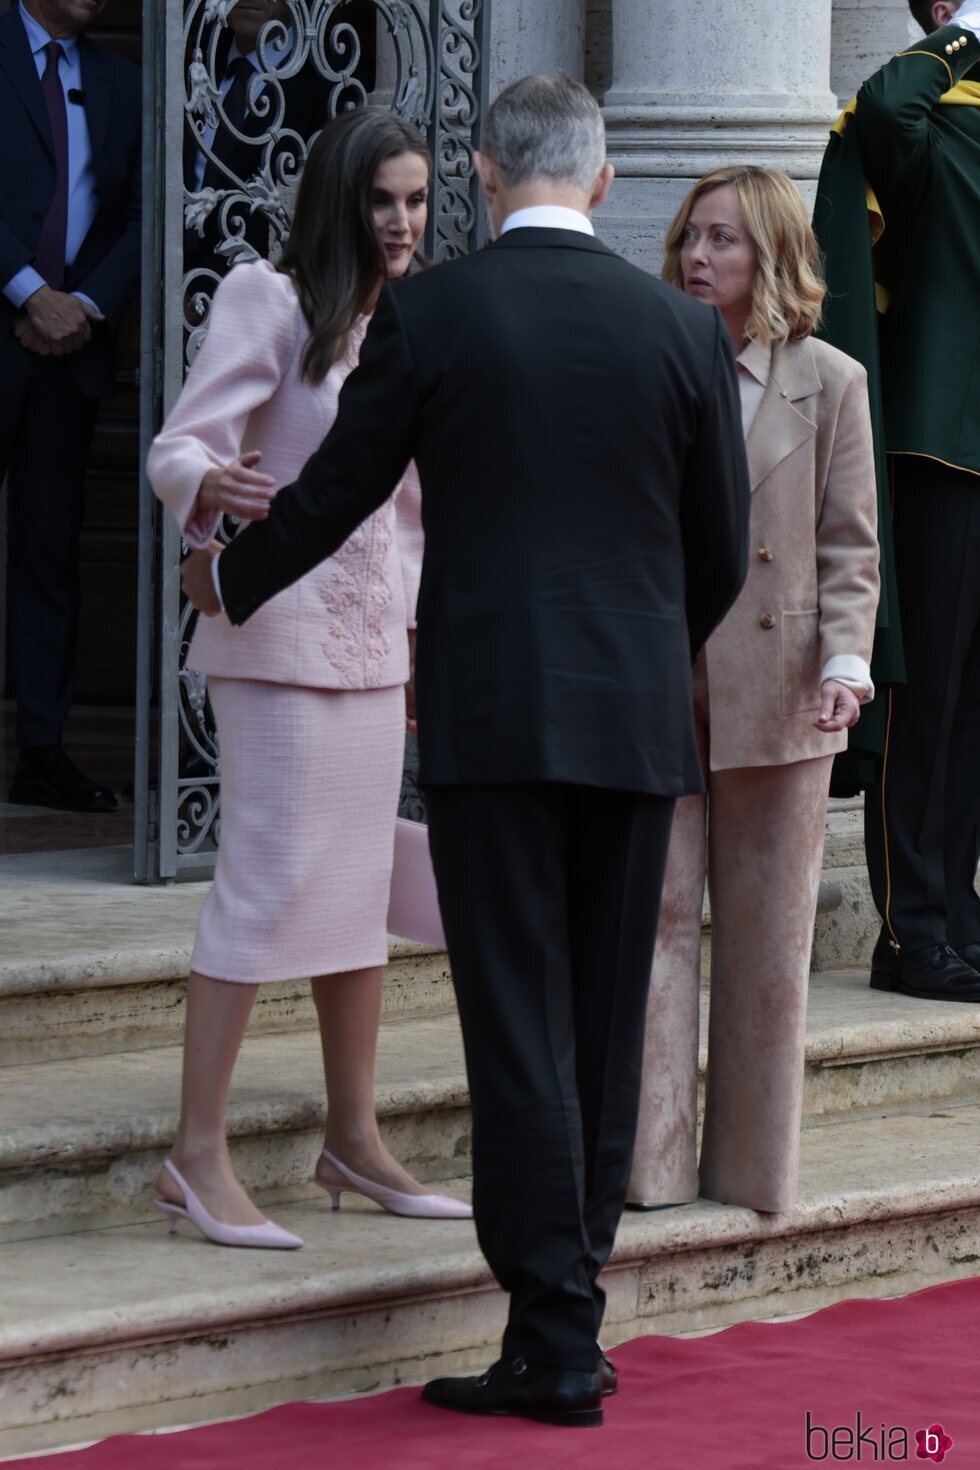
[628,167,880,1213]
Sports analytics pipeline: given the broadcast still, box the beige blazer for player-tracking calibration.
[704,335,880,770]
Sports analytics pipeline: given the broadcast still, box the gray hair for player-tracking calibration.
[481,74,606,193]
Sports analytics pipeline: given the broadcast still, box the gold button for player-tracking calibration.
[757,547,774,562]
[759,613,776,630]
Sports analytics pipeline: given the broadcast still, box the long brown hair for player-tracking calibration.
[277,108,431,385]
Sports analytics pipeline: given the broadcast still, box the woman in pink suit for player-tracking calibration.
[147,109,470,1248]
[628,167,880,1215]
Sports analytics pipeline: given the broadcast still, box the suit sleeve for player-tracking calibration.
[219,282,423,626]
[680,312,751,660]
[72,60,142,324]
[146,262,297,547]
[854,27,980,210]
[815,365,880,672]
[394,460,424,630]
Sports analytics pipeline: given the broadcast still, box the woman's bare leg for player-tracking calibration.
[312,966,428,1194]
[154,971,268,1226]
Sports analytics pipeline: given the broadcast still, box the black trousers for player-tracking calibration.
[0,334,100,748]
[865,457,980,950]
[425,781,675,1372]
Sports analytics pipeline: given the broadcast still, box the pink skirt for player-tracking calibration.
[191,678,405,983]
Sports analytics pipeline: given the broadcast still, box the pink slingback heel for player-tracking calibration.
[314,1147,472,1219]
[153,1158,304,1249]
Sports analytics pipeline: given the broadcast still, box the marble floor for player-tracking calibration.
[0,703,136,857]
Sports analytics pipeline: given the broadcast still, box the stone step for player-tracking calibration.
[1,847,873,1064]
[6,973,980,1245]
[4,1103,980,1459]
[0,1013,470,1244]
[0,846,454,1063]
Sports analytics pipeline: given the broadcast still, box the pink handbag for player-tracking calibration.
[387,816,446,947]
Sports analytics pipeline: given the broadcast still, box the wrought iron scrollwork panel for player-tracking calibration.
[166,0,488,864]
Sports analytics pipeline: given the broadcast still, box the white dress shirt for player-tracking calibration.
[190,29,293,194]
[3,2,100,311]
[737,337,874,703]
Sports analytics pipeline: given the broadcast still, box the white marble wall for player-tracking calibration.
[831,0,922,104]
[489,0,585,96]
[597,0,838,272]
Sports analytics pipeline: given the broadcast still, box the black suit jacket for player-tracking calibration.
[184,33,330,274]
[0,5,141,397]
[220,229,751,796]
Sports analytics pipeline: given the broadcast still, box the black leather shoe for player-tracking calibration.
[956,943,980,975]
[9,747,117,814]
[870,932,980,1001]
[421,1358,603,1427]
[599,1350,617,1397]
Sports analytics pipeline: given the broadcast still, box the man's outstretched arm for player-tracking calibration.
[214,283,422,626]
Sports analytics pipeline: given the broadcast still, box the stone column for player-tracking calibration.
[598,0,838,272]
[831,0,921,106]
[490,0,585,97]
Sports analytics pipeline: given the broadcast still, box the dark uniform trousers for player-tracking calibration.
[865,456,980,951]
[425,780,675,1371]
[1,333,100,748]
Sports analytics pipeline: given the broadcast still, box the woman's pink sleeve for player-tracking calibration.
[145,261,297,548]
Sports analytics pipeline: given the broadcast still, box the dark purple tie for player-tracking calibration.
[35,41,69,289]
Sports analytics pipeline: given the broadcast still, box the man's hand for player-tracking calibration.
[814,679,862,733]
[198,451,277,520]
[23,285,104,356]
[14,316,54,355]
[405,628,418,734]
[180,541,222,617]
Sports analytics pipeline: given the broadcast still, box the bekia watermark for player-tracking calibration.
[805,1411,954,1462]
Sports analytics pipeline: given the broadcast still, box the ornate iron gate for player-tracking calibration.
[135,0,490,881]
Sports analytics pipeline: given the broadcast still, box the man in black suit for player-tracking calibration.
[184,0,330,276]
[183,74,750,1426]
[1,0,140,810]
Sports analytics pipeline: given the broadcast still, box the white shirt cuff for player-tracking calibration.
[71,290,101,315]
[821,654,874,704]
[211,553,225,613]
[4,266,47,310]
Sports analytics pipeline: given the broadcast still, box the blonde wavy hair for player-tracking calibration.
[662,166,826,344]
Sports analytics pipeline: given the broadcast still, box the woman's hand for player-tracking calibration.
[814,679,862,733]
[180,540,223,618]
[198,451,277,521]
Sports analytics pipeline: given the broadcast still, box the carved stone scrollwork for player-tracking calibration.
[172,0,488,859]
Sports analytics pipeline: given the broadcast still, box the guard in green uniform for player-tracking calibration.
[814,0,980,1001]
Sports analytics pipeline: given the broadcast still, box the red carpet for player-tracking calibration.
[10,1277,978,1469]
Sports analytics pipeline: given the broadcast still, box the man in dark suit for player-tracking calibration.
[184,0,330,276]
[1,0,140,810]
[183,74,750,1426]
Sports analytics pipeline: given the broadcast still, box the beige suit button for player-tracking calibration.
[960,36,969,45]
[946,42,955,53]
[757,547,774,561]
[759,613,776,630]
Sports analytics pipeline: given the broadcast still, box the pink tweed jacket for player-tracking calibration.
[147,259,423,690]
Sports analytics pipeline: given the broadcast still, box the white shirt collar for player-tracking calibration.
[736,337,772,387]
[500,205,595,237]
[19,2,79,62]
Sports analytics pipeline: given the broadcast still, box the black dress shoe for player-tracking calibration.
[956,943,980,974]
[599,1350,617,1397]
[9,746,117,814]
[421,1358,603,1427]
[870,931,980,1001]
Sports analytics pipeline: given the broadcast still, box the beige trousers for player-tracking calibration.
[628,662,834,1213]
